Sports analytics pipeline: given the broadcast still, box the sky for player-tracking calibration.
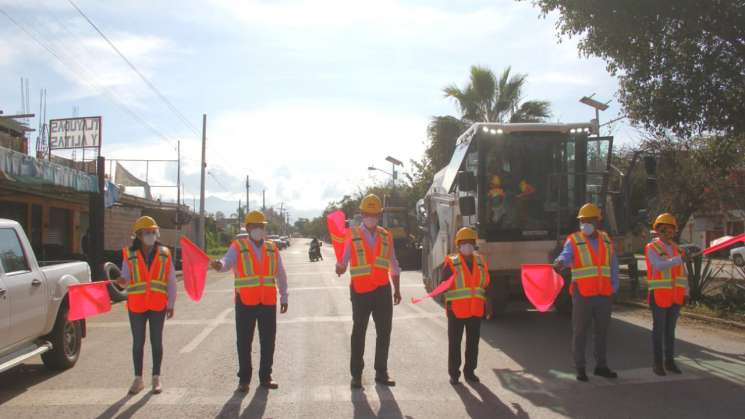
[0,0,641,221]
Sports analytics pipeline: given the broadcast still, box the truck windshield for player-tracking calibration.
[478,131,602,241]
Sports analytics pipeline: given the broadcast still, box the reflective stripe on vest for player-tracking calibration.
[350,228,371,278]
[234,239,278,289]
[445,254,488,302]
[646,240,687,290]
[570,232,611,282]
[125,247,168,295]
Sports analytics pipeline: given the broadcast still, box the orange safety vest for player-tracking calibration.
[232,238,279,306]
[645,239,687,308]
[567,231,614,297]
[348,226,393,294]
[122,246,171,313]
[444,253,490,319]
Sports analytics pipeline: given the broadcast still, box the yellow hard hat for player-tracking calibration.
[132,216,158,233]
[455,227,478,244]
[577,203,602,219]
[244,210,268,225]
[653,213,677,230]
[359,194,383,214]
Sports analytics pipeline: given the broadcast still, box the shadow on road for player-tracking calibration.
[215,390,248,418]
[0,363,62,405]
[350,384,412,419]
[478,305,745,418]
[453,380,529,418]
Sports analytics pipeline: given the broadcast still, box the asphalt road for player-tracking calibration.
[2,238,745,418]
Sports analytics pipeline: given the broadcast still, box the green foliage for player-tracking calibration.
[526,0,745,137]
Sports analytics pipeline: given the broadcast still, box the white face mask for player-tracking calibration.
[363,216,378,229]
[249,228,265,241]
[459,243,475,256]
[141,232,157,246]
[580,222,595,236]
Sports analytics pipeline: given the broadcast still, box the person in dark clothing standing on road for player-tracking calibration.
[439,227,491,385]
[211,210,289,393]
[336,194,402,389]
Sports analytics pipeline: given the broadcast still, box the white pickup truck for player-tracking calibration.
[0,218,91,373]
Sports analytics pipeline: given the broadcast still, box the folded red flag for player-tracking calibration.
[67,281,111,321]
[180,236,209,302]
[703,233,745,255]
[326,210,348,263]
[521,264,565,312]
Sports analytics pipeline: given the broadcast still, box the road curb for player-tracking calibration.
[617,300,745,330]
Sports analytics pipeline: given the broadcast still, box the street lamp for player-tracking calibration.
[579,94,610,135]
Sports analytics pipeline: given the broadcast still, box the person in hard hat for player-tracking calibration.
[645,213,689,376]
[335,194,401,389]
[113,216,177,395]
[439,227,491,385]
[553,203,620,382]
[210,210,289,392]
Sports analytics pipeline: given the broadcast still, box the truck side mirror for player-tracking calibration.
[459,196,476,216]
[457,171,476,192]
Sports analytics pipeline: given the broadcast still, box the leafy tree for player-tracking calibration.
[525,0,745,137]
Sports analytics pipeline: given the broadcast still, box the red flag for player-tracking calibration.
[703,233,745,255]
[411,275,454,304]
[326,210,348,263]
[521,264,565,312]
[67,281,111,321]
[180,236,209,302]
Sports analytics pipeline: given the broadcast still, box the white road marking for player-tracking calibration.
[179,307,234,354]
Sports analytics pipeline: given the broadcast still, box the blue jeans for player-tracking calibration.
[650,293,681,364]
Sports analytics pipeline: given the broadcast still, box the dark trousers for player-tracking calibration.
[572,293,612,369]
[128,309,166,376]
[350,284,393,378]
[235,301,277,384]
[447,308,481,378]
[650,293,681,365]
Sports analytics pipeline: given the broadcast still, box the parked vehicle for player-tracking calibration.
[0,219,92,373]
[268,234,287,250]
[280,236,291,248]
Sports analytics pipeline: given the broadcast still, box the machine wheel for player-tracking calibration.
[42,304,82,370]
[488,277,509,318]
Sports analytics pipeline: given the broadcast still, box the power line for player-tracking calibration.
[0,8,181,152]
[66,0,200,137]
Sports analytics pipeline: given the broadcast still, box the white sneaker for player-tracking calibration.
[152,375,162,394]
[129,376,145,395]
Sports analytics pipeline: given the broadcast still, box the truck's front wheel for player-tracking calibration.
[42,304,82,370]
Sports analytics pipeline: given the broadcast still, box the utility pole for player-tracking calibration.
[279,202,284,235]
[198,114,207,248]
[245,175,250,212]
[176,140,181,250]
[262,189,266,212]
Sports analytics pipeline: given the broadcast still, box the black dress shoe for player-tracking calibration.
[576,368,589,382]
[665,361,682,374]
[375,375,396,386]
[449,376,460,385]
[350,377,363,389]
[653,364,667,376]
[260,379,279,389]
[464,373,480,383]
[594,367,618,379]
